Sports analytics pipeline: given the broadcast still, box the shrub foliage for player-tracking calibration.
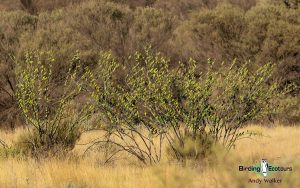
[15,51,94,156]
[85,48,291,163]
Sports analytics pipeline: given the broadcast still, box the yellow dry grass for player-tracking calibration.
[0,124,300,188]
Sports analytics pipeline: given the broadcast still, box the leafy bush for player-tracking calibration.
[169,59,292,157]
[85,50,166,164]
[15,51,94,156]
[203,62,292,148]
[86,48,291,163]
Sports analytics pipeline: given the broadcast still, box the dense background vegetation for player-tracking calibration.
[0,0,299,161]
[0,0,299,129]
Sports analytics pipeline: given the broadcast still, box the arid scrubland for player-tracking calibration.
[0,0,299,188]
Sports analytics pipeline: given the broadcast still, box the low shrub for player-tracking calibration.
[14,125,80,157]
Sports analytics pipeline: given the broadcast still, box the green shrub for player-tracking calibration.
[86,48,177,164]
[205,62,293,148]
[87,48,291,163]
[15,51,94,156]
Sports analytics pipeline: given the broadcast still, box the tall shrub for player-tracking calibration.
[87,48,291,163]
[15,51,94,156]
